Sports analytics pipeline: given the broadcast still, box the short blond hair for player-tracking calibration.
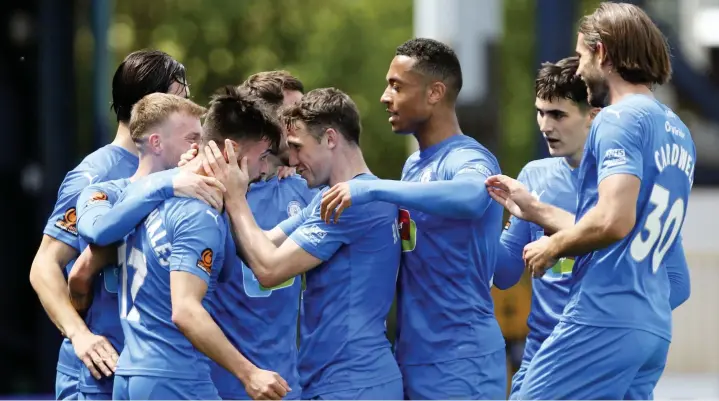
[129,93,206,142]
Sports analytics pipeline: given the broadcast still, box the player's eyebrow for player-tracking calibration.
[537,107,567,116]
[387,76,403,85]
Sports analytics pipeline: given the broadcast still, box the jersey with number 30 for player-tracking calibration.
[569,94,695,341]
[115,196,227,381]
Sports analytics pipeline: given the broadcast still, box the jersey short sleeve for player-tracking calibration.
[288,198,366,262]
[500,168,533,262]
[76,182,124,242]
[167,202,226,285]
[43,170,93,251]
[594,114,644,183]
[444,147,499,181]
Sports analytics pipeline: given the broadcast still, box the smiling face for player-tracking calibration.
[286,121,332,188]
[380,55,433,134]
[575,32,610,107]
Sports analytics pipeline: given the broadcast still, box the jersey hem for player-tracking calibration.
[56,364,80,378]
[560,316,672,342]
[301,372,402,400]
[397,342,506,366]
[115,367,211,381]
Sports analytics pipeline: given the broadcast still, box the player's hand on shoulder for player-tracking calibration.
[485,174,538,221]
[172,169,226,212]
[177,143,199,167]
[70,330,119,380]
[321,182,353,224]
[276,166,296,180]
[244,368,291,400]
[320,180,372,224]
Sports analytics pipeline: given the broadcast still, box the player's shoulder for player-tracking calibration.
[279,174,312,192]
[444,135,499,164]
[518,157,568,189]
[520,157,564,175]
[597,94,666,127]
[90,177,131,194]
[163,197,225,234]
[354,175,398,216]
[76,145,136,177]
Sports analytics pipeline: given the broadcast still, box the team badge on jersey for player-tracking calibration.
[287,200,302,217]
[55,207,78,235]
[197,248,213,274]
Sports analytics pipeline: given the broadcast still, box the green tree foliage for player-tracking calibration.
[499,0,536,179]
[76,0,413,178]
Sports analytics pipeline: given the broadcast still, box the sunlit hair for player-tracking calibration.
[129,93,205,143]
[578,2,671,85]
[279,87,361,145]
[535,56,593,108]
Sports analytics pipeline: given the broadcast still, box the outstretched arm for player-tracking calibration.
[321,148,499,222]
[77,169,224,246]
[485,174,575,235]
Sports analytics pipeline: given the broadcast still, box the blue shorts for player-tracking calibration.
[112,375,220,400]
[55,371,79,400]
[77,391,111,400]
[520,321,669,400]
[401,350,507,400]
[309,378,403,400]
[508,358,530,400]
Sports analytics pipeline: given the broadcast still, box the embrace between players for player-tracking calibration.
[31,2,693,400]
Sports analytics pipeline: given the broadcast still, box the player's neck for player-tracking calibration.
[607,76,654,105]
[564,153,582,169]
[414,107,462,150]
[112,123,139,156]
[130,155,167,182]
[329,146,371,187]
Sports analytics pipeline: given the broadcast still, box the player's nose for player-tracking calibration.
[380,89,392,105]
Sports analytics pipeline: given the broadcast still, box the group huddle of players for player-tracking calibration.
[29,2,695,400]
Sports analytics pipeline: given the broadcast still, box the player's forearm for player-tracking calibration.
[67,245,111,300]
[226,197,284,284]
[89,184,171,246]
[531,203,575,235]
[366,179,490,219]
[493,242,525,290]
[172,300,256,383]
[30,258,90,339]
[549,205,627,258]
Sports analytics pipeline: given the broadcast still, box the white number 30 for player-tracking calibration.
[630,184,685,273]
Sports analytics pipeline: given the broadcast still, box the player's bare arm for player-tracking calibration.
[170,270,290,400]
[30,236,118,379]
[485,174,575,235]
[31,235,84,338]
[524,173,640,276]
[68,244,117,313]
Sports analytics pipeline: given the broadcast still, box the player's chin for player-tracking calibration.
[390,123,414,135]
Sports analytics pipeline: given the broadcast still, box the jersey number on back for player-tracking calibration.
[630,184,685,273]
[119,243,148,322]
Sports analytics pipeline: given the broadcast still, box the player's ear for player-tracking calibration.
[324,128,338,150]
[588,107,601,125]
[427,81,446,105]
[147,133,162,155]
[224,139,240,162]
[596,41,608,68]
